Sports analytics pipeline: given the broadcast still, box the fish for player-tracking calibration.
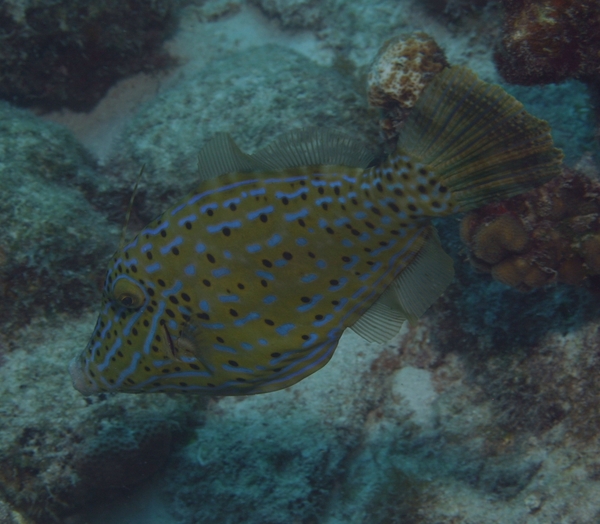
[69,66,563,396]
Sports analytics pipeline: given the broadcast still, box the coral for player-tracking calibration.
[494,0,600,86]
[367,32,448,140]
[0,0,182,111]
[0,102,116,332]
[460,167,600,291]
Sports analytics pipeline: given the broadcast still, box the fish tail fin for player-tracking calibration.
[398,65,563,212]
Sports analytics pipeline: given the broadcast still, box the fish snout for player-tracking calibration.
[69,355,99,396]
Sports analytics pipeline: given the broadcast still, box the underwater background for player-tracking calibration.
[1,0,600,523]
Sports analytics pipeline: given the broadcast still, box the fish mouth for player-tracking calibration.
[69,355,98,396]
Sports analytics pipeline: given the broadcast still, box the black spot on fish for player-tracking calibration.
[439,185,448,193]
[334,186,340,196]
[330,279,339,286]
[402,173,410,180]
[326,227,334,234]
[298,219,306,227]
[146,305,155,313]
[408,204,417,212]
[237,283,245,290]
[351,198,358,205]
[260,214,268,223]
[166,309,175,318]
[179,382,188,387]
[207,209,214,216]
[261,279,268,287]
[202,279,211,287]
[162,369,170,374]
[190,364,200,370]
[157,279,166,287]
[143,319,149,327]
[132,327,138,336]
[301,193,307,200]
[282,197,289,205]
[217,336,224,343]
[301,296,310,303]
[181,292,190,302]
[351,229,360,236]
[229,203,237,211]
[206,253,215,263]
[388,202,400,213]
[322,203,328,211]
[146,252,153,260]
[376,182,383,192]
[185,221,192,229]
[262,259,273,268]
[282,252,293,260]
[394,188,404,197]
[228,360,239,367]
[332,300,339,305]
[301,334,309,340]
[390,230,399,235]
[265,319,274,326]
[419,167,428,176]
[160,230,167,238]
[222,227,231,237]
[172,247,180,255]
[208,383,216,388]
[315,314,323,320]
[236,377,247,382]
[169,296,179,304]
[371,206,381,215]
[418,185,427,194]
[152,345,159,352]
[318,187,324,195]
[271,352,281,357]
[432,201,441,208]
[197,312,210,320]
[272,368,282,372]
[117,350,124,357]
[229,308,238,317]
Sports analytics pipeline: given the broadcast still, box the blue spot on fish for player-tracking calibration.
[212,267,231,278]
[267,233,282,247]
[145,262,161,274]
[246,244,261,253]
[275,323,295,336]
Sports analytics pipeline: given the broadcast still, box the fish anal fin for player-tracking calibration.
[349,300,407,344]
[253,128,376,170]
[390,227,454,324]
[350,227,454,343]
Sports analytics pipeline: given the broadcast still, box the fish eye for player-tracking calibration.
[112,278,145,309]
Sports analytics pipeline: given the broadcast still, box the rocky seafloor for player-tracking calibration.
[1,0,600,523]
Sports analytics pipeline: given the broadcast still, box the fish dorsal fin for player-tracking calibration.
[197,133,268,180]
[349,228,454,343]
[253,128,375,170]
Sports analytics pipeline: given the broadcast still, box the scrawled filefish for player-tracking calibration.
[69,66,562,396]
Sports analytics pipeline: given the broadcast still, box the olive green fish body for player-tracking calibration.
[70,66,563,396]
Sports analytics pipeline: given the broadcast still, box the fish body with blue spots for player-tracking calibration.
[69,67,562,396]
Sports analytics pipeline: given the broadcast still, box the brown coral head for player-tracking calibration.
[367,32,448,111]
